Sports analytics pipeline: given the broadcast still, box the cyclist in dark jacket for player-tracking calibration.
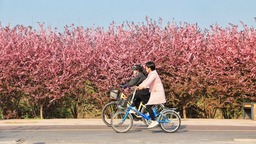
[121,65,150,108]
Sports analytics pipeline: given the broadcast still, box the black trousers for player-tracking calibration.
[132,88,150,108]
[146,105,155,120]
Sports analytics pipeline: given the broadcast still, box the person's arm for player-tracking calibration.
[137,72,156,89]
[123,75,140,88]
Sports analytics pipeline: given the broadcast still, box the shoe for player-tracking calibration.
[118,105,125,109]
[147,120,159,129]
[129,110,136,114]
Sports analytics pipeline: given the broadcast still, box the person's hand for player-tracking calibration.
[137,86,143,90]
[120,84,128,89]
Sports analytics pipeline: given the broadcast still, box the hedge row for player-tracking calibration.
[0,19,255,119]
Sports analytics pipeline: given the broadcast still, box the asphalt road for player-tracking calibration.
[1,125,256,144]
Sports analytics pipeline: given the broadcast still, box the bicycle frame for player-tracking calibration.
[123,104,172,124]
[111,88,181,133]
[120,89,170,124]
[127,106,151,120]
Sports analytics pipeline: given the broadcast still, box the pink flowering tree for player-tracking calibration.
[0,18,255,119]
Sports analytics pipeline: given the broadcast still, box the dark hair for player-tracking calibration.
[145,61,156,70]
[132,65,143,72]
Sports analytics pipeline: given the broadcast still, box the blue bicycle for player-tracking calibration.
[111,89,181,133]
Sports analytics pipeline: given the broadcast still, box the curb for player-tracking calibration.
[0,119,256,126]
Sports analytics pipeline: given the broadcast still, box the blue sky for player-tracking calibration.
[0,0,255,31]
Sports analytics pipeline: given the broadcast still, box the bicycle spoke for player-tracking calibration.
[102,102,118,126]
[159,110,181,133]
[111,111,133,133]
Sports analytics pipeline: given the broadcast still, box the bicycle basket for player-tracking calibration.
[110,89,120,100]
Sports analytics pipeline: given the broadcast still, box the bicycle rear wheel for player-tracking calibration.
[159,110,181,133]
[111,111,133,133]
[101,101,118,127]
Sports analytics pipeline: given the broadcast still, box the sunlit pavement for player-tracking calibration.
[1,119,256,144]
[0,118,256,126]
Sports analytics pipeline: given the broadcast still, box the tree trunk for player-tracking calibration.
[183,105,187,119]
[71,104,77,118]
[40,104,44,119]
[214,108,224,119]
[0,108,2,119]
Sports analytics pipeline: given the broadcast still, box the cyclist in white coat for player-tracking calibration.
[137,61,166,128]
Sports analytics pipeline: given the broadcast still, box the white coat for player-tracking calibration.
[139,70,166,105]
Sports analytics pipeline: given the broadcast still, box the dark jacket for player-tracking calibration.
[126,72,146,87]
[126,72,150,105]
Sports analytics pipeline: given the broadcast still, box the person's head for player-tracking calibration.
[132,65,143,75]
[145,61,155,73]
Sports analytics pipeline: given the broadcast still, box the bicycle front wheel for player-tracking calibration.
[111,111,133,133]
[159,110,181,133]
[101,101,118,127]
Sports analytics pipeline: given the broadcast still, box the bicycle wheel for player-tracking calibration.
[111,111,133,133]
[101,101,118,127]
[159,110,181,133]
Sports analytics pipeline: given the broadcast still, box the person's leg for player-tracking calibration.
[146,104,159,128]
[140,88,150,104]
[134,98,141,109]
[133,90,142,107]
[146,105,155,120]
